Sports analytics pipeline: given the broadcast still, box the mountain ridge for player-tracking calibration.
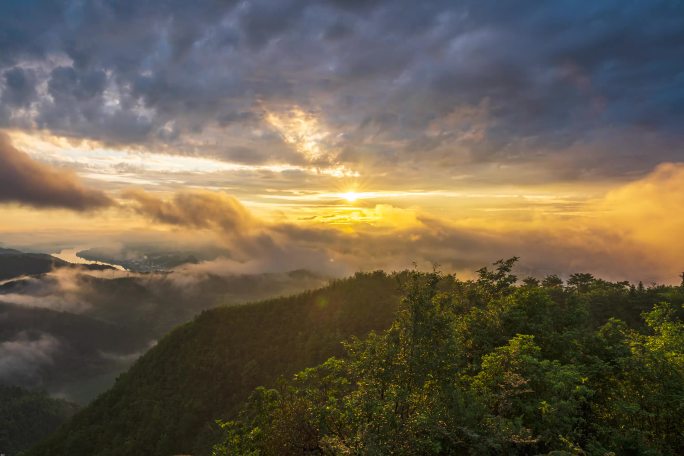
[27,271,403,455]
[0,248,113,281]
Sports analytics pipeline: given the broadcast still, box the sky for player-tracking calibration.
[0,0,683,282]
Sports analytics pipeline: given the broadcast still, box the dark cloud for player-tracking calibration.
[122,189,255,233]
[0,0,681,177]
[223,145,269,164]
[0,133,112,210]
[119,188,350,273]
[2,67,37,107]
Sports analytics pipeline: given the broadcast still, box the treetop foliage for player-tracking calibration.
[0,385,78,456]
[26,259,684,455]
[215,259,684,455]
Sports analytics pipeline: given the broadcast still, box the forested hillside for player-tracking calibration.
[0,385,78,456]
[216,261,684,455]
[0,301,147,401]
[28,263,684,455]
[27,272,403,455]
[0,248,328,403]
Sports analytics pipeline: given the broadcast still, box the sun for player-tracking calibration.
[342,191,359,203]
[335,179,369,204]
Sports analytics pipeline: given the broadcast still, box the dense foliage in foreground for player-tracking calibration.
[0,385,78,456]
[215,260,684,455]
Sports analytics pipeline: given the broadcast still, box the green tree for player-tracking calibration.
[215,268,684,455]
[470,335,591,454]
[567,273,595,293]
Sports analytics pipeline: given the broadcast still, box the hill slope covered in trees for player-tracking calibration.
[0,385,78,456]
[0,247,328,403]
[28,272,403,455]
[28,262,684,455]
[0,301,147,401]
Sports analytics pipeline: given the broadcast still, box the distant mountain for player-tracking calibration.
[78,247,202,272]
[0,384,78,456]
[27,272,402,456]
[0,247,330,404]
[0,301,148,403]
[0,249,67,280]
[0,248,112,281]
[0,268,330,337]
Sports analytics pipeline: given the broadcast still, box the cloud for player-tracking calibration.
[594,162,684,272]
[172,253,347,279]
[1,67,37,108]
[119,189,348,274]
[1,0,682,287]
[0,264,332,397]
[0,133,113,210]
[3,162,682,286]
[114,162,684,284]
[0,331,61,384]
[0,258,333,344]
[122,189,255,234]
[264,107,336,164]
[0,267,98,312]
[0,1,682,180]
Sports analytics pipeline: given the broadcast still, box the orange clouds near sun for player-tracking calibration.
[596,162,684,266]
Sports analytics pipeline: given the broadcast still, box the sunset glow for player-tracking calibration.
[0,1,681,284]
[1,3,683,453]
[342,192,359,203]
